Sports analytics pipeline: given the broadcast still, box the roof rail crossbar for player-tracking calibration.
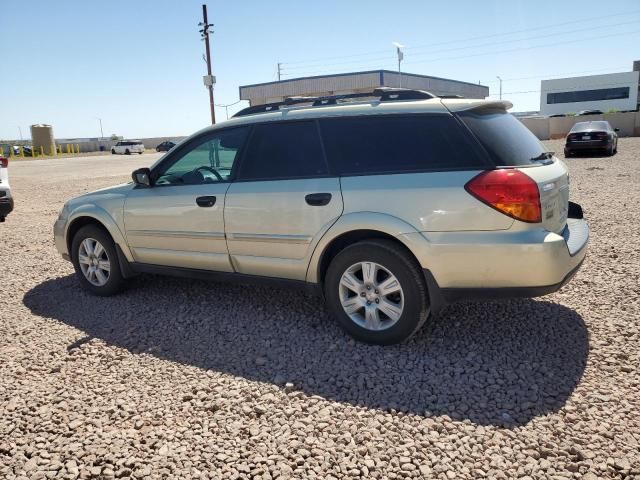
[233,88,436,118]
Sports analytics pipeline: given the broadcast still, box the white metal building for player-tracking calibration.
[540,70,640,116]
[239,70,489,106]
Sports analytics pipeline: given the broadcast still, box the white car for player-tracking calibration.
[111,140,145,155]
[0,156,13,222]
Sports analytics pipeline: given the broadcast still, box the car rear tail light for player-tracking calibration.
[0,156,7,168]
[465,169,541,223]
[594,132,607,139]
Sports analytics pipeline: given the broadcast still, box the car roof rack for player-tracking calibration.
[233,87,436,118]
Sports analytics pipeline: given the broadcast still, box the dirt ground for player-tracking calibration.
[1,140,638,479]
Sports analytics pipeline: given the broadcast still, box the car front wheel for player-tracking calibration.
[324,239,429,345]
[71,225,126,296]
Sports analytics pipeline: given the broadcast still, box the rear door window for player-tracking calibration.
[319,114,486,176]
[457,109,548,166]
[237,121,328,181]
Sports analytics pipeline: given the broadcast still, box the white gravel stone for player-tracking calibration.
[1,142,639,479]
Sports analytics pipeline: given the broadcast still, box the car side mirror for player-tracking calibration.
[614,128,620,132]
[132,167,152,187]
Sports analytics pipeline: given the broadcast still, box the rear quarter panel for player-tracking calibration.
[339,171,514,232]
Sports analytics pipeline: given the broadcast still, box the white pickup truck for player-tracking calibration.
[111,140,145,155]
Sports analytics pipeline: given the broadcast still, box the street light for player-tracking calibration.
[393,42,404,87]
[496,76,503,100]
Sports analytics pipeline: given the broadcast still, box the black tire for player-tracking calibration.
[125,149,131,155]
[564,148,572,158]
[606,144,614,156]
[71,225,126,296]
[324,239,429,345]
[139,151,143,155]
[111,149,116,154]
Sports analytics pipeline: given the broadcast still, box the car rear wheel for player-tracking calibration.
[125,149,131,155]
[111,149,116,154]
[564,148,572,158]
[324,239,429,345]
[607,144,614,156]
[71,225,126,296]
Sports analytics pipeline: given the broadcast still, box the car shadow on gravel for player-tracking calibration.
[24,274,589,427]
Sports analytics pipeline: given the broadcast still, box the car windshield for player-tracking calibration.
[570,121,609,132]
[457,109,548,166]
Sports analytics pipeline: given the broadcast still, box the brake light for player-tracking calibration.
[0,156,7,168]
[465,169,541,223]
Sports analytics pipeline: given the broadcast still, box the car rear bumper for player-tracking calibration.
[0,196,13,218]
[399,212,589,307]
[565,140,609,150]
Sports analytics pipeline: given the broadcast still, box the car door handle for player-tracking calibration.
[305,193,332,206]
[196,196,216,207]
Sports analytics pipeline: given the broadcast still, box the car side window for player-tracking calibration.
[320,114,487,174]
[154,127,250,186]
[237,121,328,181]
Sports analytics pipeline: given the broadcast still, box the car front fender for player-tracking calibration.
[64,204,134,262]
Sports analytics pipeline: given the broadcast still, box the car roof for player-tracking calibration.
[193,97,513,136]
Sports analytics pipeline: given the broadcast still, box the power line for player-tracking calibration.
[481,66,630,84]
[281,9,640,67]
[280,29,640,79]
[403,29,640,67]
[283,19,640,73]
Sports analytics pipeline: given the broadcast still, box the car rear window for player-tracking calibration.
[570,121,610,132]
[457,109,547,166]
[319,114,486,176]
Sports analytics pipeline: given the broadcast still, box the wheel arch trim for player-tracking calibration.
[65,206,134,262]
[305,212,422,284]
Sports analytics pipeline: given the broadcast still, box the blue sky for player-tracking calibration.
[2,0,639,139]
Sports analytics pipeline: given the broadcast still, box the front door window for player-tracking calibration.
[154,127,249,186]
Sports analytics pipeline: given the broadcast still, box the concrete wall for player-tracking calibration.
[519,117,550,140]
[520,111,640,140]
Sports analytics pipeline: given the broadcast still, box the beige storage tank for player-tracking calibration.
[30,124,56,155]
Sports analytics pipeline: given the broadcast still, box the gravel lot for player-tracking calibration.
[1,140,639,479]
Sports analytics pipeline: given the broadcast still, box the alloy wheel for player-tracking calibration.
[78,238,111,286]
[338,261,404,331]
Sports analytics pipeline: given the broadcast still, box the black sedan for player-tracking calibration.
[156,141,177,152]
[564,121,619,157]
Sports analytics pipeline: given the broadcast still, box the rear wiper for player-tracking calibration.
[530,151,555,161]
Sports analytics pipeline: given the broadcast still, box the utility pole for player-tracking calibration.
[97,118,104,139]
[199,5,216,124]
[18,126,23,141]
[277,62,282,81]
[496,76,503,100]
